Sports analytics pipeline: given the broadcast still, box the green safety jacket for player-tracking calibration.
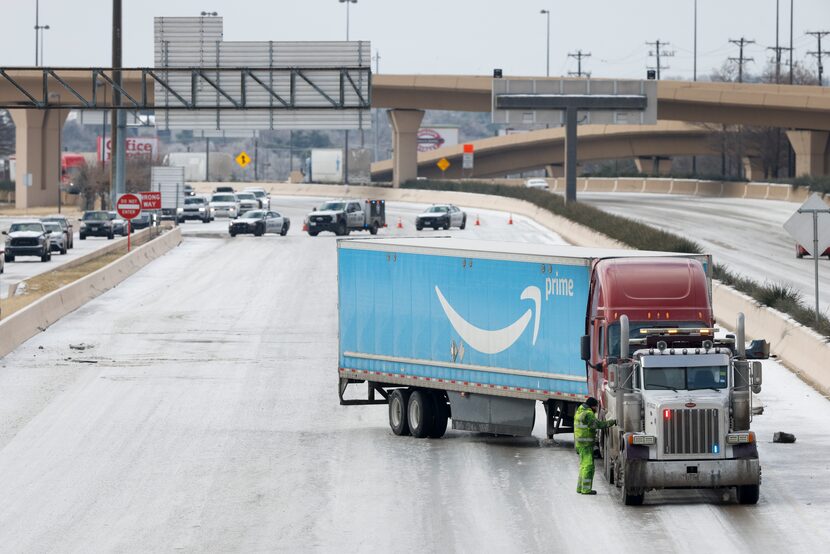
[574,403,615,449]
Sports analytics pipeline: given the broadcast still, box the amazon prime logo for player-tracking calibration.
[436,285,541,355]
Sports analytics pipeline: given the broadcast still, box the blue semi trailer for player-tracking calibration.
[337,237,714,439]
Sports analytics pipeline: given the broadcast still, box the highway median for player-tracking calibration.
[0,226,182,359]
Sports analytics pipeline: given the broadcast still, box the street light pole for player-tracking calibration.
[339,0,357,185]
[540,10,551,77]
[693,0,698,81]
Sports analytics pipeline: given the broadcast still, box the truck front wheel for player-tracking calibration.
[617,454,644,506]
[388,389,411,436]
[736,484,759,505]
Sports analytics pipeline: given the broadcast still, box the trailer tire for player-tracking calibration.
[427,391,449,438]
[407,390,433,438]
[736,484,759,505]
[389,389,411,436]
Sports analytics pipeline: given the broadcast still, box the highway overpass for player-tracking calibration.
[2,71,830,206]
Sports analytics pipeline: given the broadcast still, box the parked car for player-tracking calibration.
[41,215,75,249]
[108,212,132,236]
[525,177,550,190]
[415,204,467,231]
[229,210,290,237]
[796,243,830,258]
[214,185,235,194]
[179,196,213,223]
[130,212,157,230]
[42,221,68,255]
[235,192,260,216]
[79,211,115,240]
[3,220,52,262]
[243,187,271,209]
[209,193,240,218]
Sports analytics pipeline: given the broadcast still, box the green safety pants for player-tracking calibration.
[576,445,595,494]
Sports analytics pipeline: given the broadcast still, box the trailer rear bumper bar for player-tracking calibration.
[626,458,761,489]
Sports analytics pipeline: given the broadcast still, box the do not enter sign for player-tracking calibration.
[116,193,142,220]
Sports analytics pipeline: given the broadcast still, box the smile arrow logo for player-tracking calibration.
[435,285,541,355]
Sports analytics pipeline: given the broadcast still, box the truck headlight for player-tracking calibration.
[627,434,657,446]
[177,208,184,213]
[199,207,205,212]
[726,432,756,444]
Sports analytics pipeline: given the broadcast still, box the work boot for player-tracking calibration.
[583,490,597,495]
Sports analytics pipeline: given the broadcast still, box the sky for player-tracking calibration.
[0,0,827,80]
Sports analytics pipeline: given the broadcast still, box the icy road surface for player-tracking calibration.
[581,192,830,313]
[0,197,826,552]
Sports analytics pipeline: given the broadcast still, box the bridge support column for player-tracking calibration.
[387,109,424,188]
[786,130,829,177]
[635,156,673,176]
[545,164,564,178]
[742,156,766,181]
[10,108,69,209]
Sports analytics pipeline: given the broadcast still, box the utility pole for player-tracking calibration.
[789,0,794,84]
[372,50,381,162]
[729,37,756,82]
[768,46,792,83]
[110,0,126,208]
[540,10,551,77]
[567,50,591,78]
[807,31,829,86]
[646,40,673,80]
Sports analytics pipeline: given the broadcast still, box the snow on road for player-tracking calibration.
[0,197,826,551]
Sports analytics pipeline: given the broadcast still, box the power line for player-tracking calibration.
[728,37,755,82]
[646,39,674,80]
[806,30,829,86]
[567,50,591,78]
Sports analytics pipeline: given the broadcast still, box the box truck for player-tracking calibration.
[337,238,767,504]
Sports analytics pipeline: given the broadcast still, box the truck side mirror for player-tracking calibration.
[751,361,763,392]
[745,339,770,360]
[580,335,590,361]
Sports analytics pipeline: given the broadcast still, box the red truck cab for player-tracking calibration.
[585,257,713,405]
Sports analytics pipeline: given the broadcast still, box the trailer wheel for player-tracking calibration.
[736,484,759,505]
[388,389,411,436]
[407,390,433,438]
[427,391,449,438]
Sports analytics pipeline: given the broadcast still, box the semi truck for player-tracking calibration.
[337,238,768,504]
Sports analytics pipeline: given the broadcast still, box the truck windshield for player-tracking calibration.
[185,197,205,205]
[320,202,346,211]
[608,321,706,359]
[211,194,236,203]
[644,365,728,391]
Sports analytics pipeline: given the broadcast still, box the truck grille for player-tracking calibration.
[11,237,39,246]
[663,408,719,455]
[312,216,331,223]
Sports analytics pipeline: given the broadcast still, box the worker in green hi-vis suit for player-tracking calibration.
[574,397,616,495]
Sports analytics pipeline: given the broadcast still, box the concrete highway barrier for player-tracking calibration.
[0,227,182,359]
[266,182,830,397]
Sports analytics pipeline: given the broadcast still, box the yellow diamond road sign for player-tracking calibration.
[437,158,450,172]
[236,152,251,168]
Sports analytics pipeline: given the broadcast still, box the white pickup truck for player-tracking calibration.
[306,199,386,237]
